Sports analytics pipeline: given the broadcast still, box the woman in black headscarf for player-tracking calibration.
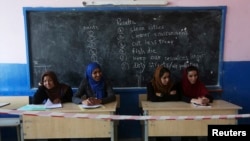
[32,70,73,104]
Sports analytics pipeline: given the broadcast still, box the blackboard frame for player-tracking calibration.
[23,6,227,90]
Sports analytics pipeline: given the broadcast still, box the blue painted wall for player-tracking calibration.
[1,62,250,139]
[221,62,250,124]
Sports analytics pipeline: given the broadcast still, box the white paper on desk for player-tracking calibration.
[191,103,211,108]
[81,104,102,109]
[44,99,62,109]
[0,102,10,107]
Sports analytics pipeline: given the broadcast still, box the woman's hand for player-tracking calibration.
[201,97,210,105]
[156,92,162,97]
[82,97,102,105]
[191,97,210,105]
[53,98,61,104]
[170,90,177,95]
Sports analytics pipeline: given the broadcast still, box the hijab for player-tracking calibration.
[41,71,61,101]
[85,62,105,99]
[181,66,208,98]
[151,65,174,94]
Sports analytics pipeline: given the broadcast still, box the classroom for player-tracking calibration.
[0,0,250,141]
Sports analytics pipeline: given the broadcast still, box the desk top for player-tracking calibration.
[141,100,242,111]
[0,96,29,110]
[49,101,118,113]
[17,100,118,113]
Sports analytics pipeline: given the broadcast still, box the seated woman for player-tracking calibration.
[72,62,116,141]
[179,65,214,141]
[147,65,181,102]
[32,70,73,104]
[32,70,73,141]
[147,65,181,141]
[179,65,213,105]
[72,62,116,106]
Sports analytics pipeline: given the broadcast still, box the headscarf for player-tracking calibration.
[181,66,208,98]
[151,65,174,94]
[41,71,60,101]
[85,62,105,99]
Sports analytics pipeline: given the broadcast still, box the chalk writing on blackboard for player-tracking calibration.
[24,6,226,88]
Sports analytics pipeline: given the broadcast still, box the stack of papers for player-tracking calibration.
[17,99,62,111]
[0,102,10,107]
[44,99,62,109]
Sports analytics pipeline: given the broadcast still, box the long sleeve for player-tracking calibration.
[72,79,116,104]
[32,86,48,104]
[147,82,158,102]
[177,81,213,103]
[101,80,116,104]
[176,82,192,103]
[205,94,214,103]
[72,79,88,104]
[147,82,180,102]
[181,92,213,103]
[60,84,73,103]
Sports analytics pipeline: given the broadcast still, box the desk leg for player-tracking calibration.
[110,120,114,141]
[144,110,148,141]
[16,125,20,141]
[110,112,116,141]
[20,116,24,141]
[114,120,118,141]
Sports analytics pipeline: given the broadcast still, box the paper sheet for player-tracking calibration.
[191,103,211,108]
[0,102,10,107]
[44,99,62,109]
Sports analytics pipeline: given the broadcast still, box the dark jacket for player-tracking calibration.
[32,83,73,104]
[146,82,181,102]
[72,78,116,104]
[175,81,213,103]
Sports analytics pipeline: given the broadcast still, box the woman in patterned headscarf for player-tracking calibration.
[146,65,181,141]
[147,65,181,102]
[72,62,116,106]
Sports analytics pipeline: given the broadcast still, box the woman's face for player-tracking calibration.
[92,68,102,81]
[160,72,170,85]
[43,76,55,89]
[187,70,198,84]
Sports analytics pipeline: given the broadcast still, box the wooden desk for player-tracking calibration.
[141,100,242,141]
[0,96,29,141]
[21,101,118,141]
[0,96,29,110]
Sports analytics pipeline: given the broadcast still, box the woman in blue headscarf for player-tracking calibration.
[72,62,116,105]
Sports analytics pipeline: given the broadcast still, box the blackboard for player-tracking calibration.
[24,6,226,89]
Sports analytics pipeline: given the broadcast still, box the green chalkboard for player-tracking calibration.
[24,6,226,88]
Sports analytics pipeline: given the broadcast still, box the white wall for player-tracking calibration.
[0,0,249,63]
